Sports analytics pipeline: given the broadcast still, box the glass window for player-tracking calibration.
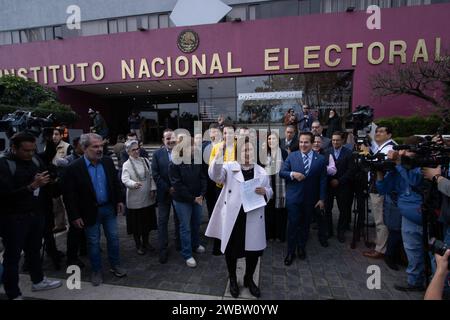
[137,15,149,30]
[118,18,127,32]
[227,6,247,21]
[158,14,169,28]
[199,98,236,122]
[199,78,236,122]
[0,31,12,45]
[45,27,54,40]
[249,5,257,20]
[11,31,20,44]
[149,15,158,29]
[53,26,63,39]
[108,20,118,34]
[310,0,322,13]
[258,0,299,19]
[81,21,108,36]
[299,0,311,15]
[19,30,28,43]
[127,17,138,31]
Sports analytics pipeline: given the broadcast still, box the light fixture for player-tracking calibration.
[105,87,109,90]
[166,96,169,99]
[133,97,136,101]
[346,6,355,12]
[148,89,151,93]
[251,79,255,82]
[136,85,140,88]
[168,84,172,87]
[147,101,150,104]
[290,77,294,81]
[177,88,181,91]
[119,91,122,94]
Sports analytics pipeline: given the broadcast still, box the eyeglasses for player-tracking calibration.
[130,148,140,152]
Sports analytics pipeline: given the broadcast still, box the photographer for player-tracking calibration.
[363,126,396,259]
[376,136,426,292]
[0,132,62,300]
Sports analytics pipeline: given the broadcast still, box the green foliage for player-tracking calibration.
[0,75,78,124]
[376,114,445,138]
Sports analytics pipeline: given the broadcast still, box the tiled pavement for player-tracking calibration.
[4,206,424,300]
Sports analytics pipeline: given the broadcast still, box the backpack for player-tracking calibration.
[0,154,41,176]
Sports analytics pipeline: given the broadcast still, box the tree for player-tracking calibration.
[371,55,450,126]
[0,75,79,124]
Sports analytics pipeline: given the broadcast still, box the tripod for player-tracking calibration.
[351,173,372,249]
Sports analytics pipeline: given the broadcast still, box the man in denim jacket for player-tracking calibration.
[376,136,426,292]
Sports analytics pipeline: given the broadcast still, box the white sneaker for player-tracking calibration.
[195,245,206,254]
[186,257,197,268]
[31,277,62,292]
[12,295,24,300]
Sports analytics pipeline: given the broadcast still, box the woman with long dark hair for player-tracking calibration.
[326,109,342,139]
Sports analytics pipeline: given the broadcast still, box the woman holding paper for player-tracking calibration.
[206,140,273,298]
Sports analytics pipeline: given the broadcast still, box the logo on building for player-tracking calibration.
[177,30,199,53]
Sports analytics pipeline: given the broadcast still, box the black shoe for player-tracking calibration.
[67,258,85,269]
[244,276,261,298]
[337,232,345,243]
[284,253,295,266]
[319,240,329,248]
[212,248,223,256]
[384,256,399,271]
[297,248,306,260]
[229,277,240,298]
[394,283,425,292]
[159,251,168,264]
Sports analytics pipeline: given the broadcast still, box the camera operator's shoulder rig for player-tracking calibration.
[393,138,450,170]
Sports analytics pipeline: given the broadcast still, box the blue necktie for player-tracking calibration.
[303,154,310,176]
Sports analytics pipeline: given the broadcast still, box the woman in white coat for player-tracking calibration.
[121,140,157,255]
[206,140,273,298]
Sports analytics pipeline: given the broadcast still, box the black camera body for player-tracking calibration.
[354,152,397,173]
[0,110,54,139]
[393,140,450,169]
[346,105,374,147]
[429,238,450,270]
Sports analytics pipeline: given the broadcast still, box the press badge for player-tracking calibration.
[33,187,40,197]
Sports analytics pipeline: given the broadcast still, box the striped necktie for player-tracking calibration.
[303,153,310,175]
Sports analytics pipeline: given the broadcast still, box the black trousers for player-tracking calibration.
[325,186,353,234]
[225,252,259,280]
[0,213,45,300]
[67,224,87,261]
[385,229,402,261]
[265,200,287,242]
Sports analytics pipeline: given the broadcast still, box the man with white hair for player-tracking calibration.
[63,133,126,286]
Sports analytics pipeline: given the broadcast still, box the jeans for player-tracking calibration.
[84,205,120,272]
[157,199,181,254]
[172,201,202,260]
[401,216,424,286]
[0,213,45,299]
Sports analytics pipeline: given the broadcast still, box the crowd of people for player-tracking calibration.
[0,104,449,300]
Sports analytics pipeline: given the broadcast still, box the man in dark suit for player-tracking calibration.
[324,131,355,243]
[279,125,299,154]
[296,105,316,132]
[151,129,181,264]
[63,133,126,287]
[311,121,331,149]
[280,132,327,266]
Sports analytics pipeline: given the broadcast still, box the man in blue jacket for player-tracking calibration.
[376,136,425,292]
[280,132,327,265]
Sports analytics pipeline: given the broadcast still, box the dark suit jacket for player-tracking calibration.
[151,147,172,203]
[325,146,354,186]
[279,150,327,205]
[63,156,122,226]
[279,137,299,153]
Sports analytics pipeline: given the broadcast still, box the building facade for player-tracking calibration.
[0,0,449,139]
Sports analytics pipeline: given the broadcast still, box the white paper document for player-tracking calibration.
[240,178,266,213]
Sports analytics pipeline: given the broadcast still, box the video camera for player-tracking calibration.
[346,105,374,146]
[393,138,450,169]
[355,152,397,173]
[0,110,54,139]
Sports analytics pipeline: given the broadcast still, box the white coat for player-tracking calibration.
[205,160,273,253]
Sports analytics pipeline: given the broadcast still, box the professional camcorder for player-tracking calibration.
[393,139,450,169]
[0,110,54,138]
[346,105,374,146]
[355,152,397,173]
